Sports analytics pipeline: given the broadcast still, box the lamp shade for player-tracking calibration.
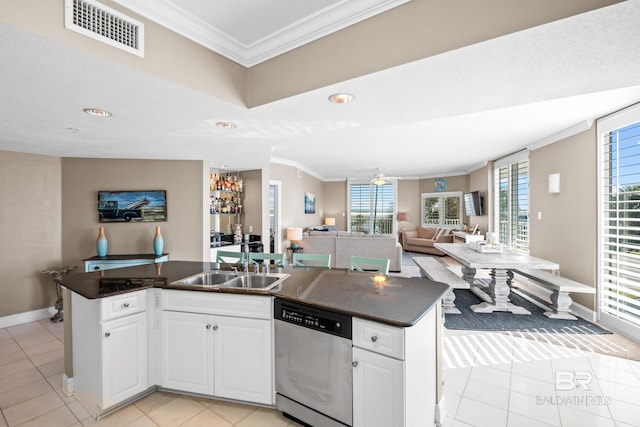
[324,217,336,226]
[286,227,302,242]
[287,227,303,249]
[397,212,409,221]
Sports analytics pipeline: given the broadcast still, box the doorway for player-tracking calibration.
[270,181,282,253]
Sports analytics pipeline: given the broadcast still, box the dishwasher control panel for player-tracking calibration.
[274,299,352,339]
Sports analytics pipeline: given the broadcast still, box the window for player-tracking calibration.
[598,103,640,337]
[494,151,529,254]
[421,192,462,228]
[348,180,396,234]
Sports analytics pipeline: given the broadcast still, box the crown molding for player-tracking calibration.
[525,119,594,151]
[111,0,410,67]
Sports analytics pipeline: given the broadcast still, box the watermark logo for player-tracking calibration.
[555,371,593,391]
[535,371,612,406]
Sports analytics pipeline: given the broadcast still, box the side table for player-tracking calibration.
[286,247,303,264]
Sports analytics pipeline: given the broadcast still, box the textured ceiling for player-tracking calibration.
[1,1,640,181]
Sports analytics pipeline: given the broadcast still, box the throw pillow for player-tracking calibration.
[418,227,436,239]
[433,228,445,240]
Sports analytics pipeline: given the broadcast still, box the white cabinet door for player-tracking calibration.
[161,311,214,395]
[352,347,404,427]
[213,315,273,405]
[101,312,148,408]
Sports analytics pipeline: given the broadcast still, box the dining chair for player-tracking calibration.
[350,256,390,274]
[215,250,245,264]
[292,253,331,269]
[248,252,285,266]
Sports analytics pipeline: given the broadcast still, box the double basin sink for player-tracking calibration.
[169,270,289,291]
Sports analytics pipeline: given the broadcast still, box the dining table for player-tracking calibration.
[433,242,559,314]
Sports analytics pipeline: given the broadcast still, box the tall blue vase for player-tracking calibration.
[153,226,164,256]
[97,226,108,257]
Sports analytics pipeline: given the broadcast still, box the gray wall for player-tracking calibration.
[0,126,608,321]
[0,151,61,317]
[529,128,597,309]
[61,158,209,266]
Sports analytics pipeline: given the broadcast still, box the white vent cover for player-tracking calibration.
[65,0,144,57]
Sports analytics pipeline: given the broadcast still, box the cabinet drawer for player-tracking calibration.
[161,290,272,319]
[101,291,147,322]
[353,318,404,360]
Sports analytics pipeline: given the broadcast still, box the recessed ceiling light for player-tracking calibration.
[328,93,354,104]
[215,121,237,129]
[83,108,112,117]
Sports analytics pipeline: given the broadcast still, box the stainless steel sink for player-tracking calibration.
[224,273,289,290]
[170,271,237,287]
[169,271,288,291]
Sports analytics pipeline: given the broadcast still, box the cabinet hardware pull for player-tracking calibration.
[371,335,378,343]
[94,266,100,270]
[352,361,358,367]
[123,302,130,308]
[206,324,212,329]
[212,325,219,331]
[105,332,111,337]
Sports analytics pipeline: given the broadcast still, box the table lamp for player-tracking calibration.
[324,217,336,226]
[287,227,303,249]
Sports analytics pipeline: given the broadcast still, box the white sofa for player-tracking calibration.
[301,231,402,272]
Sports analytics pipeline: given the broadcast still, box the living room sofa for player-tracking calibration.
[401,227,455,256]
[301,231,402,272]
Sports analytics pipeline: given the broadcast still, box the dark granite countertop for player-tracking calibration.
[63,261,450,327]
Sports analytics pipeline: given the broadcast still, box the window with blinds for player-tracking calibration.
[348,181,396,234]
[494,154,529,254]
[421,192,462,227]
[599,108,640,332]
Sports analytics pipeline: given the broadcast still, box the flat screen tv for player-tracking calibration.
[464,191,483,217]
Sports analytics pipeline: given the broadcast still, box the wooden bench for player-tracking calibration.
[513,268,595,320]
[413,257,469,314]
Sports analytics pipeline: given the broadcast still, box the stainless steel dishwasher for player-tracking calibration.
[274,298,353,427]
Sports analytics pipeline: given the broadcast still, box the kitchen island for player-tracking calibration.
[64,261,449,426]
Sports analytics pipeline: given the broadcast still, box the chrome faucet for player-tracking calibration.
[243,242,250,271]
[252,261,269,274]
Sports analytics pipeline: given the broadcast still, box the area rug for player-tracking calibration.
[445,288,612,334]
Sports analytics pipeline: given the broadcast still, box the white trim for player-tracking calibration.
[596,101,640,342]
[526,120,594,151]
[270,180,282,253]
[62,374,74,397]
[110,0,410,66]
[0,307,56,329]
[599,313,640,342]
[421,191,463,228]
[493,149,529,169]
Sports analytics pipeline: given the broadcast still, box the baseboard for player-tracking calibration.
[62,373,74,397]
[0,306,56,329]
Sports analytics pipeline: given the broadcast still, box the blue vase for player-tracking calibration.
[153,226,164,256]
[97,227,108,257]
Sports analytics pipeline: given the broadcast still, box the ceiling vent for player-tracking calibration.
[64,0,144,57]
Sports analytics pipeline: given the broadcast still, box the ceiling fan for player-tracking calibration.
[370,169,400,186]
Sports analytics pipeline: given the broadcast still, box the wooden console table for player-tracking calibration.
[83,253,169,272]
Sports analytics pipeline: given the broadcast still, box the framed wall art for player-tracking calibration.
[98,190,167,222]
[304,192,316,214]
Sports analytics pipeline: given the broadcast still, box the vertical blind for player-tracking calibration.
[349,182,395,234]
[600,120,640,328]
[494,157,529,254]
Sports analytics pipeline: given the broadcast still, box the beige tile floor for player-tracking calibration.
[0,319,302,427]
